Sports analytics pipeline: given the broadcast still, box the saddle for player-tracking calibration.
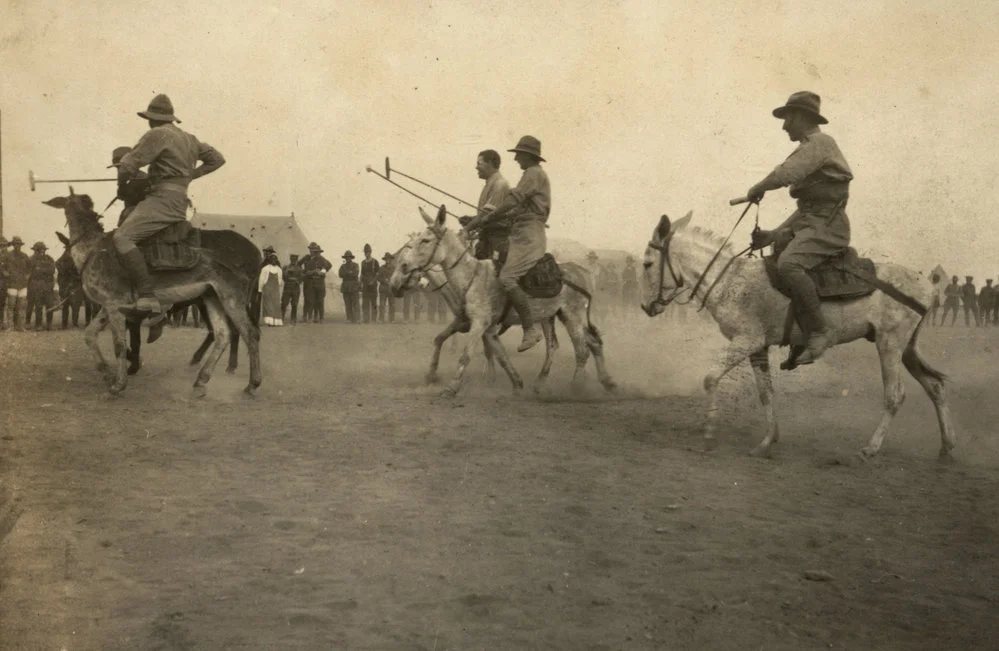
[491,253,564,299]
[138,221,203,271]
[764,247,876,301]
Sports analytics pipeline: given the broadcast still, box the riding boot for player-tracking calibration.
[783,270,829,366]
[506,285,543,352]
[117,248,161,318]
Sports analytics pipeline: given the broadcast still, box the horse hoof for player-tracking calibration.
[859,446,878,459]
[425,372,440,385]
[937,448,955,464]
[242,385,256,398]
[602,380,618,393]
[225,366,238,375]
[101,391,121,401]
[127,362,142,376]
[191,385,207,400]
[749,445,772,459]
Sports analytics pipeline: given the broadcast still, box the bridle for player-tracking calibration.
[398,228,476,295]
[642,229,687,315]
[643,201,758,315]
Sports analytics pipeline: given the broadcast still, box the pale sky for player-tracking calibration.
[2,0,998,279]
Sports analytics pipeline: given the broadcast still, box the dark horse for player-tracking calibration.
[46,189,262,397]
[58,230,262,376]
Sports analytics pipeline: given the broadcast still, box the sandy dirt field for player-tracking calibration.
[1,312,997,650]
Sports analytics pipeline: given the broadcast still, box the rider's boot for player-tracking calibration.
[506,285,543,352]
[118,248,161,318]
[783,270,830,366]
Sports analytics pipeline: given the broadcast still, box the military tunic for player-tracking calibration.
[773,128,853,270]
[360,257,380,323]
[339,260,361,323]
[301,254,332,323]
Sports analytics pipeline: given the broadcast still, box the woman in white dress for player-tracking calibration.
[258,252,284,326]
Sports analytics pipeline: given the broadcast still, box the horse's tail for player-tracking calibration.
[903,312,946,383]
[563,278,602,345]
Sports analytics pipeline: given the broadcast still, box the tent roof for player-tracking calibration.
[195,212,312,259]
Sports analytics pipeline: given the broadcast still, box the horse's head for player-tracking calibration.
[43,188,104,235]
[388,205,453,297]
[640,211,692,317]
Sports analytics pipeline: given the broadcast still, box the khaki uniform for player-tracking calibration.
[301,254,332,323]
[360,257,380,323]
[26,251,56,329]
[475,171,511,263]
[498,165,550,292]
[339,260,360,323]
[113,124,224,252]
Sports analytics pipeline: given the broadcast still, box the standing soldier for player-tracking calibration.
[0,236,8,329]
[5,236,31,331]
[601,262,621,320]
[942,275,961,326]
[979,279,994,327]
[961,276,980,327]
[621,255,639,317]
[338,250,361,323]
[281,253,303,324]
[929,272,942,326]
[586,251,605,321]
[377,252,396,323]
[301,242,332,323]
[404,285,421,323]
[56,244,83,329]
[26,242,56,330]
[360,243,380,324]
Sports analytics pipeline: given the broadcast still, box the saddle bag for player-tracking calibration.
[139,221,202,272]
[519,253,564,299]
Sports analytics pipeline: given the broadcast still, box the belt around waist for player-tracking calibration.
[152,181,190,193]
[797,198,846,212]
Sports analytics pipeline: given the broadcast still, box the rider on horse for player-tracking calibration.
[111,94,226,317]
[462,136,550,353]
[460,149,512,264]
[747,91,853,365]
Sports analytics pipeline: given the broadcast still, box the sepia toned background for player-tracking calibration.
[2,0,997,277]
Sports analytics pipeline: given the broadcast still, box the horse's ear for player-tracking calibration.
[43,197,67,209]
[656,214,671,240]
[672,210,693,232]
[436,204,447,228]
[56,231,69,246]
[69,185,75,196]
[419,206,434,225]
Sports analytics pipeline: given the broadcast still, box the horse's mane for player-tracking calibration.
[683,225,735,255]
[73,195,105,233]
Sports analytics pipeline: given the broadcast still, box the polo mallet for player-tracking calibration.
[384,157,477,210]
[29,170,116,192]
[366,164,461,219]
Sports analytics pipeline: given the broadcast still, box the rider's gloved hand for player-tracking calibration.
[746,185,766,203]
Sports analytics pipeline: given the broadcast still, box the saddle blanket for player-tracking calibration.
[138,221,202,272]
[765,247,876,301]
[492,253,564,299]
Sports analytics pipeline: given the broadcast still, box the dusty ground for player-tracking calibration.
[1,313,997,650]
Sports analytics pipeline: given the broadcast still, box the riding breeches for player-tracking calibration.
[112,186,190,254]
[498,219,546,292]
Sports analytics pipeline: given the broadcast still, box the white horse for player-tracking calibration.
[389,206,616,397]
[640,211,955,459]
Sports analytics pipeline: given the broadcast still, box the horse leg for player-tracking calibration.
[582,319,616,392]
[441,321,488,398]
[702,337,761,451]
[533,319,558,393]
[106,312,131,396]
[84,309,113,381]
[748,349,780,457]
[214,284,261,395]
[556,310,591,390]
[901,337,956,460]
[227,329,240,374]
[127,319,143,375]
[481,332,498,384]
[427,317,463,384]
[191,297,231,399]
[190,332,216,366]
[860,336,907,458]
[484,325,523,394]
